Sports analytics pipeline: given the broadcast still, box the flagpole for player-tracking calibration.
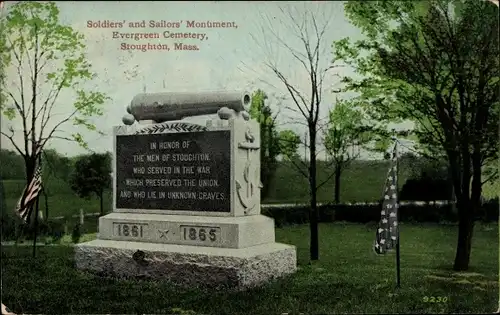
[392,134,401,288]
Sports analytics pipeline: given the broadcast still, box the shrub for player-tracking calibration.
[476,198,499,222]
[261,201,498,227]
[400,178,452,201]
[0,210,21,241]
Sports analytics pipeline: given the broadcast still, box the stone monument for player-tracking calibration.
[74,91,297,290]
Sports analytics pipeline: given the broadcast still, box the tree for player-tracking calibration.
[252,4,340,261]
[278,129,301,161]
[70,153,111,216]
[0,2,109,186]
[249,89,302,199]
[323,100,372,203]
[249,90,281,199]
[42,149,73,182]
[334,0,499,270]
[39,149,73,219]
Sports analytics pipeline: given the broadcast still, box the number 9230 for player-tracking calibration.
[423,296,448,303]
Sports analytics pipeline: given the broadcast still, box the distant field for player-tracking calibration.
[2,160,497,218]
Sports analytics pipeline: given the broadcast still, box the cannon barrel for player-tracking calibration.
[128,91,251,122]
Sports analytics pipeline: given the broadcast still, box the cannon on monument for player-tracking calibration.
[122,91,252,125]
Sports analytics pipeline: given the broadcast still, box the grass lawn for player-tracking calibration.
[2,223,498,314]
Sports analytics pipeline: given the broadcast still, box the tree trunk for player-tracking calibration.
[24,158,36,185]
[32,155,42,258]
[334,164,342,204]
[42,186,49,220]
[99,190,104,216]
[22,157,37,225]
[449,166,457,214]
[308,126,319,261]
[453,200,475,271]
[32,192,40,258]
[453,149,482,271]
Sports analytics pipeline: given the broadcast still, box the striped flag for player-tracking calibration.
[16,164,43,223]
[15,147,43,223]
[374,142,399,255]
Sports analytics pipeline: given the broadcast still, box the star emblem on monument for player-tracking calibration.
[158,229,170,239]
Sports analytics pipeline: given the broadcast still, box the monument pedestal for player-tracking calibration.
[75,213,297,290]
[75,239,296,290]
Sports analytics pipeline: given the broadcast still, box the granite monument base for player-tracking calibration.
[74,240,297,290]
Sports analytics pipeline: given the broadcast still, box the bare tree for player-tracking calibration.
[248,4,340,261]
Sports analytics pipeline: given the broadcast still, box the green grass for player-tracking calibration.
[2,223,497,314]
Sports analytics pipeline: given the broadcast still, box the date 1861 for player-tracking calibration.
[180,226,220,243]
[114,222,147,238]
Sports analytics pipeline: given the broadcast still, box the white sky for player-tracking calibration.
[1,1,413,160]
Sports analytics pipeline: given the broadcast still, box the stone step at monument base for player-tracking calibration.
[98,213,275,249]
[74,239,297,290]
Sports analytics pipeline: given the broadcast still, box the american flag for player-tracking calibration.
[15,147,43,223]
[374,142,399,255]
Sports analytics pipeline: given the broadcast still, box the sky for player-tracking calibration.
[1,1,413,160]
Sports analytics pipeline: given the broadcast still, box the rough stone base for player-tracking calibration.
[75,240,297,290]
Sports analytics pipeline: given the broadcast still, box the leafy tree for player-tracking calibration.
[42,149,73,182]
[0,2,109,186]
[323,100,373,203]
[39,149,73,219]
[334,0,499,270]
[249,90,280,199]
[253,4,340,261]
[249,90,302,198]
[70,153,111,216]
[278,129,301,161]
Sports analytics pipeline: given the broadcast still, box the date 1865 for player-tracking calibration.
[180,226,220,243]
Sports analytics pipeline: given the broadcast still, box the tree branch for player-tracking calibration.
[40,109,78,149]
[0,130,25,157]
